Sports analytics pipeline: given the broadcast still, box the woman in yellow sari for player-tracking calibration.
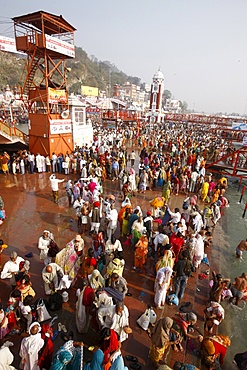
[156,249,174,273]
[121,207,131,236]
[212,185,220,204]
[201,179,209,202]
[162,181,172,203]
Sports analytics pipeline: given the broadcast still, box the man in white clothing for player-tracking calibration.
[49,174,65,204]
[191,211,203,233]
[19,322,44,370]
[38,230,54,264]
[106,204,118,240]
[129,150,136,167]
[167,207,181,225]
[193,232,204,268]
[81,164,87,178]
[1,251,24,288]
[105,236,123,264]
[189,170,199,193]
[97,301,130,342]
[153,230,169,265]
[42,263,64,295]
[0,342,16,370]
[105,236,123,255]
[35,153,43,173]
[51,152,58,172]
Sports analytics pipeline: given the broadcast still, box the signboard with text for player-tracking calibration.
[103,120,116,129]
[45,35,75,58]
[50,119,72,135]
[81,86,99,97]
[86,107,101,115]
[48,88,67,104]
[0,36,17,53]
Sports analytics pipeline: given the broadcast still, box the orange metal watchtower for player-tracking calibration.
[12,11,76,156]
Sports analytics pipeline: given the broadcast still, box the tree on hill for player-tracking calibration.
[179,100,188,113]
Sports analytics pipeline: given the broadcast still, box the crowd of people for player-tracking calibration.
[0,121,246,369]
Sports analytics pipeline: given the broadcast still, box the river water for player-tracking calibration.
[215,178,247,369]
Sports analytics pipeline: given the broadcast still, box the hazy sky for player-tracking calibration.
[1,0,247,114]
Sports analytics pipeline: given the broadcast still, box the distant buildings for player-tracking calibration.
[80,70,184,117]
[164,99,181,114]
[114,82,149,107]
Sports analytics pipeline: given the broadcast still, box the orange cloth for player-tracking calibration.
[134,236,148,269]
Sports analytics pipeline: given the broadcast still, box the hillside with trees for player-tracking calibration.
[0,46,142,95]
[0,46,185,110]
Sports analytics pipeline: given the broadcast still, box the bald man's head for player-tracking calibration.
[46,265,52,273]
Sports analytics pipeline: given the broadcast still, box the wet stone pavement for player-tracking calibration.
[0,168,215,369]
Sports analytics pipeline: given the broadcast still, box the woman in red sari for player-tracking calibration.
[38,323,54,370]
[81,248,97,278]
[100,328,120,370]
[172,312,203,352]
[201,334,231,369]
[170,232,185,263]
[6,289,22,331]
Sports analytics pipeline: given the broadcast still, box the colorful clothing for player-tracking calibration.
[76,286,93,334]
[201,181,209,201]
[149,317,173,366]
[134,235,148,270]
[55,242,80,283]
[149,343,168,364]
[83,349,103,370]
[50,340,83,370]
[162,181,171,203]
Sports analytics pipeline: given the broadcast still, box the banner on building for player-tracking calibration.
[50,119,72,135]
[48,88,67,104]
[81,86,99,97]
[103,120,116,129]
[86,107,101,115]
[232,122,247,131]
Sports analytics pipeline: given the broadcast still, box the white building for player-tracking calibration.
[148,69,164,123]
[68,95,93,147]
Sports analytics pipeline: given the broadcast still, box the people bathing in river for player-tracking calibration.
[209,271,231,303]
[229,272,247,306]
[236,238,247,259]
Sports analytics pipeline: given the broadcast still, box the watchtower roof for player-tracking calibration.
[12,10,76,35]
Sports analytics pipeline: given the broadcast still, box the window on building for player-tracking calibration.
[74,108,84,124]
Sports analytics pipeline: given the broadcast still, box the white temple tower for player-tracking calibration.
[149,69,164,124]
